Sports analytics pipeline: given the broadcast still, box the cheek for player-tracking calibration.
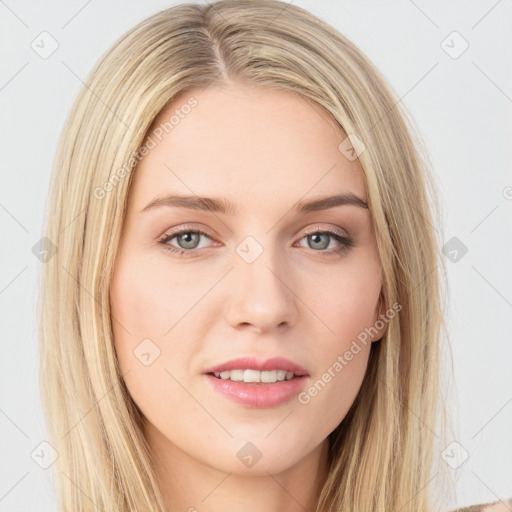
[305,258,381,345]
[110,251,200,344]
[295,257,380,423]
[299,286,374,434]
[110,250,214,399]
[110,252,171,373]
[109,253,198,422]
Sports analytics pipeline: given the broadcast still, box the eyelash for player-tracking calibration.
[157,225,354,258]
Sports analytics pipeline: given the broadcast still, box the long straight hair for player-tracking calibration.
[38,1,455,510]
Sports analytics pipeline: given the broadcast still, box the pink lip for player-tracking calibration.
[203,357,309,408]
[203,357,309,375]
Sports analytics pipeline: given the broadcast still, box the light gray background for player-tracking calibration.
[1,1,511,510]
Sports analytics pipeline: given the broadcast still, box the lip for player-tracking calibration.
[203,357,309,408]
[203,357,309,376]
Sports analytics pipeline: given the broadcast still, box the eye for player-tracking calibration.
[296,227,354,255]
[158,225,354,257]
[158,226,214,256]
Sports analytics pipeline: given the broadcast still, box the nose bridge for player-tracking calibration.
[226,233,298,331]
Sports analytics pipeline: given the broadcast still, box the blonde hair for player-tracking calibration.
[38,1,455,510]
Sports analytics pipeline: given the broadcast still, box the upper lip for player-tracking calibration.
[203,357,309,376]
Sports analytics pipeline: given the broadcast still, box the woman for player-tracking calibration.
[37,1,507,510]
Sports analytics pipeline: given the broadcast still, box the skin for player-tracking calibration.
[110,80,387,512]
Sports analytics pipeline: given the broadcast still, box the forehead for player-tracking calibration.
[128,82,367,212]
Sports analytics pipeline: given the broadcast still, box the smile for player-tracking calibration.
[203,356,310,408]
[210,369,299,383]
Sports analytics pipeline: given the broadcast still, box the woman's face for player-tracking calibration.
[110,81,386,477]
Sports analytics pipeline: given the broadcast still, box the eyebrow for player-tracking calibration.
[141,192,368,215]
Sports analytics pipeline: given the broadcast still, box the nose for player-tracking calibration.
[225,244,299,334]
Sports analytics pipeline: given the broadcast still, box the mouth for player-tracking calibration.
[207,369,306,383]
[202,357,309,408]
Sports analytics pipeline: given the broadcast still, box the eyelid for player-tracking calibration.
[301,225,348,238]
[158,224,350,244]
[157,223,353,255]
[159,223,214,238]
[159,223,348,240]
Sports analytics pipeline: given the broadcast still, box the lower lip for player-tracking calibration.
[204,374,308,408]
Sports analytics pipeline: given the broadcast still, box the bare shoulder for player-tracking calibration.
[481,499,512,512]
[450,497,512,512]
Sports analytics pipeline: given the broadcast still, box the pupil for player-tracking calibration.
[310,233,328,250]
[179,232,199,249]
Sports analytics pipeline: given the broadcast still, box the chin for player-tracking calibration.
[201,432,319,476]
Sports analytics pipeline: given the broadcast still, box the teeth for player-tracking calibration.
[261,370,276,383]
[227,369,244,381]
[213,369,298,383]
